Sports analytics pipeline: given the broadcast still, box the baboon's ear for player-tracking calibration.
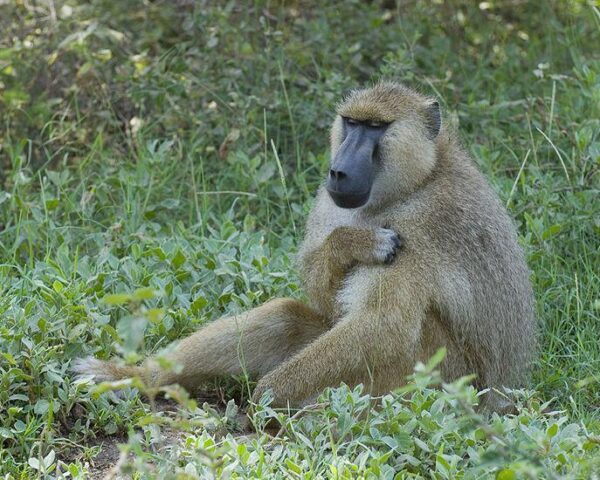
[426,101,441,139]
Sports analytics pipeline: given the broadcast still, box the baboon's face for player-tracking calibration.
[328,83,441,209]
[326,117,390,209]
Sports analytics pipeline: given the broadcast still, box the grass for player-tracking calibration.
[0,0,599,477]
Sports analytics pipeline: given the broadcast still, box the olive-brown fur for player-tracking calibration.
[73,82,536,411]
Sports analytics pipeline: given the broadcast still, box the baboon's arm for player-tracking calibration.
[299,226,401,320]
[252,284,425,407]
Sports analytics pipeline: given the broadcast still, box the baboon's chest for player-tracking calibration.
[335,266,386,320]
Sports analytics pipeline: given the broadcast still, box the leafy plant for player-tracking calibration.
[1,0,599,477]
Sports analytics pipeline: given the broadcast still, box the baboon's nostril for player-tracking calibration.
[329,169,347,181]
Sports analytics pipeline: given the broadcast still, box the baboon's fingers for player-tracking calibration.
[373,228,403,264]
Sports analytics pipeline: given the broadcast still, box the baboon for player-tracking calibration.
[74,82,536,410]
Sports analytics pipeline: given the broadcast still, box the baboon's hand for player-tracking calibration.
[251,378,271,405]
[327,226,403,267]
[372,228,403,265]
[251,369,295,407]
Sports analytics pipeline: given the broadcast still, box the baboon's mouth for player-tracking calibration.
[327,188,370,209]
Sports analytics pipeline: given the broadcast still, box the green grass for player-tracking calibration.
[1,0,599,477]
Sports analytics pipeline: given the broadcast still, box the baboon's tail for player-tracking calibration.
[71,356,144,383]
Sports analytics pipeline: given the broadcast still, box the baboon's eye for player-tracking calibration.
[343,117,389,129]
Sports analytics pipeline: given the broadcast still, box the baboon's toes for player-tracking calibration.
[71,356,115,382]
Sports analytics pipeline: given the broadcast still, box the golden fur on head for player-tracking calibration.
[337,81,435,123]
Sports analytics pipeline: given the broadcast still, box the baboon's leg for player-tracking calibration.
[252,278,427,407]
[73,298,328,391]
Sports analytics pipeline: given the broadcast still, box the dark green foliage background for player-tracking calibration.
[0,0,599,477]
